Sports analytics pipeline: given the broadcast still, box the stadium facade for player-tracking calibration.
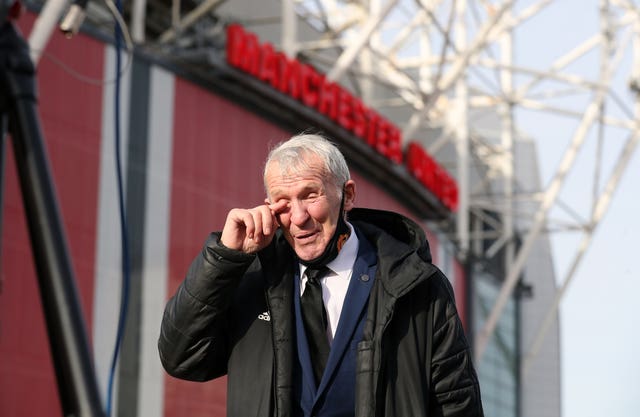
[0,4,561,417]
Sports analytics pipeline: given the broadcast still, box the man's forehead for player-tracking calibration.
[265,155,335,192]
[267,175,324,194]
[268,151,322,171]
[266,157,326,179]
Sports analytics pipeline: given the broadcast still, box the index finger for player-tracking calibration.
[267,199,288,214]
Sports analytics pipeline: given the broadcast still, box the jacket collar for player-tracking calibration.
[349,208,437,298]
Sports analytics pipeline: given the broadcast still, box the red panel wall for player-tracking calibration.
[351,171,417,219]
[0,14,104,417]
[164,77,290,417]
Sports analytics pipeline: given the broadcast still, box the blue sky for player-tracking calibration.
[513,1,640,416]
[560,157,640,417]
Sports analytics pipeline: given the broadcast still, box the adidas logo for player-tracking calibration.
[258,311,271,321]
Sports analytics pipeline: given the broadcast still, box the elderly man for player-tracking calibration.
[158,134,484,417]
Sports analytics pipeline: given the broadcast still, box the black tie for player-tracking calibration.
[301,266,331,385]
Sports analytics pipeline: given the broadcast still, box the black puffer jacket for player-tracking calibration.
[159,208,484,417]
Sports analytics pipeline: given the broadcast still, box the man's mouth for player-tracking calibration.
[295,231,318,241]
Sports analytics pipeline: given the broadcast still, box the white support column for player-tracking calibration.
[28,0,70,64]
[282,0,297,57]
[131,0,147,43]
[136,66,175,417]
[418,9,433,97]
[360,0,381,104]
[454,1,469,259]
[500,10,515,276]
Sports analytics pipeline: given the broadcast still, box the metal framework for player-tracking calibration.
[30,0,640,372]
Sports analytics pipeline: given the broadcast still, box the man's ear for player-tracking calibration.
[343,180,356,211]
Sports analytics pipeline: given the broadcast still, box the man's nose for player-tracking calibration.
[289,200,309,226]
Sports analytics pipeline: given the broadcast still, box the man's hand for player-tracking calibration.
[220,200,287,253]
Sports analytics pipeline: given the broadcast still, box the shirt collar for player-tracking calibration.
[299,222,359,278]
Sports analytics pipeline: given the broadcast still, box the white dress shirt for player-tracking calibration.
[299,222,359,345]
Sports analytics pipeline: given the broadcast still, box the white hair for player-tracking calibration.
[263,133,351,195]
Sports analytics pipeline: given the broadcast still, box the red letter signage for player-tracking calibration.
[227,25,458,212]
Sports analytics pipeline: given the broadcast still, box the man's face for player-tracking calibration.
[265,154,353,261]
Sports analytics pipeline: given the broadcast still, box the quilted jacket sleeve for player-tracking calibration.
[158,233,256,381]
[429,272,484,417]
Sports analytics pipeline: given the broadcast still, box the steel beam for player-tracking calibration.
[326,0,399,82]
[474,9,624,360]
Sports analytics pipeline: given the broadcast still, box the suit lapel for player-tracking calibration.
[316,233,377,397]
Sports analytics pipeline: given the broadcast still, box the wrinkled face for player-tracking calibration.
[265,154,348,261]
